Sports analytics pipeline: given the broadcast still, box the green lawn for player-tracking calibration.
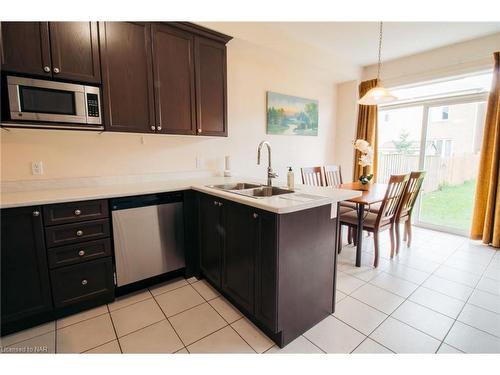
[420,180,476,231]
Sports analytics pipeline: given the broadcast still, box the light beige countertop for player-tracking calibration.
[0,175,361,214]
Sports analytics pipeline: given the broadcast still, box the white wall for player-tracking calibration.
[1,38,341,184]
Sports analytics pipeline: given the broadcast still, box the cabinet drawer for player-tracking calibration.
[45,219,110,248]
[50,258,114,309]
[43,200,108,226]
[47,238,112,269]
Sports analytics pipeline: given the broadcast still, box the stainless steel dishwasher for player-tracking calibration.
[110,193,185,287]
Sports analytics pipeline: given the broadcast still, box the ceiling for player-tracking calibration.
[199,22,500,67]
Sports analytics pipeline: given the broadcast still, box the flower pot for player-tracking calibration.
[359,183,370,191]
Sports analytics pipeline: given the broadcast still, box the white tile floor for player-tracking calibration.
[1,227,499,354]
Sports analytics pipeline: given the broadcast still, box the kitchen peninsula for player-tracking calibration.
[0,173,359,347]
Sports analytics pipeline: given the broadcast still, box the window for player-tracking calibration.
[430,106,450,121]
[441,106,449,120]
[389,71,492,104]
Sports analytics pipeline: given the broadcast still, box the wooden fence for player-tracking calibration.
[377,153,479,192]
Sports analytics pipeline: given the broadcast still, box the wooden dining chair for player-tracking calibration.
[395,171,426,254]
[301,166,325,186]
[339,174,409,267]
[323,165,343,187]
[323,164,357,245]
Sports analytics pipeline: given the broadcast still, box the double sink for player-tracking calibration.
[206,182,294,199]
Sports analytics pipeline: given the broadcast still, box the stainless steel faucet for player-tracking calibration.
[257,140,277,186]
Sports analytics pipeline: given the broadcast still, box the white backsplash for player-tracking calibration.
[1,170,217,193]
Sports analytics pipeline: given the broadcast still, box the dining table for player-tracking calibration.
[338,182,388,267]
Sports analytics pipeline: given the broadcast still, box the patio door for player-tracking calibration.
[414,99,487,235]
[378,96,487,236]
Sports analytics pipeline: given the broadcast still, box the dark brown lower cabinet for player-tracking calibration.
[223,202,256,314]
[50,258,114,309]
[47,238,112,269]
[254,210,278,333]
[1,200,115,336]
[198,193,337,347]
[199,194,224,287]
[44,218,111,248]
[1,206,54,335]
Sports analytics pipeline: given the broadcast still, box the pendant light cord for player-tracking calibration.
[377,21,383,82]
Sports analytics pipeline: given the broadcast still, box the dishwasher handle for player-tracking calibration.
[110,192,183,211]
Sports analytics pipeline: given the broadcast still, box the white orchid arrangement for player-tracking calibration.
[353,139,374,184]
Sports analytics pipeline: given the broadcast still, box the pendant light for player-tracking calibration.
[358,22,397,105]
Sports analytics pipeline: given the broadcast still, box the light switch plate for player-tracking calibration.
[31,161,44,175]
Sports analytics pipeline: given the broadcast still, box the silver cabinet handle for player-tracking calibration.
[157,126,162,131]
[76,230,83,237]
[43,66,51,73]
[81,279,88,286]
[253,213,258,219]
[78,250,85,257]
[74,209,81,216]
[218,202,223,207]
[151,125,155,131]
[32,210,40,217]
[53,67,60,74]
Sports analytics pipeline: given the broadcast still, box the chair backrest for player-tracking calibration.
[323,165,343,187]
[376,174,409,227]
[398,171,426,218]
[301,166,324,186]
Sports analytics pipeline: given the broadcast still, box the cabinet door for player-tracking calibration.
[223,202,256,314]
[199,194,223,287]
[50,257,114,309]
[152,24,196,135]
[1,207,53,330]
[194,37,227,136]
[0,22,51,76]
[254,211,278,332]
[49,22,101,83]
[99,22,155,133]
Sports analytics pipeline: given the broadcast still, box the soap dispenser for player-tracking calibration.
[287,167,295,190]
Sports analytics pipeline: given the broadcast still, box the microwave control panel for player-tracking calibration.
[86,93,100,117]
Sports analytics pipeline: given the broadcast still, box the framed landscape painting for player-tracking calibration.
[266,91,319,136]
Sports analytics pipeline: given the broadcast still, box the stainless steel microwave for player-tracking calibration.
[7,76,103,129]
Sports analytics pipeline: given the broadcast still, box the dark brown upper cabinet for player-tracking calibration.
[0,22,100,83]
[0,22,51,77]
[99,22,156,134]
[100,22,230,136]
[48,22,101,83]
[152,24,196,135]
[194,37,228,136]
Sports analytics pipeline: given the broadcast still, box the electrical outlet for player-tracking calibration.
[31,161,44,175]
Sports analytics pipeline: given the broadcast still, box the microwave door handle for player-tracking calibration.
[74,91,87,119]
